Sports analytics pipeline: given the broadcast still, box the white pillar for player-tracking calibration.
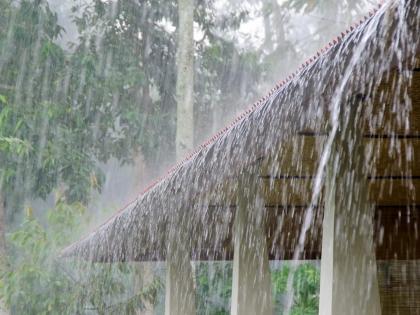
[134,262,155,315]
[165,218,196,315]
[319,104,381,315]
[230,182,273,315]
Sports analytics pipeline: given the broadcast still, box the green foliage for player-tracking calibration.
[0,199,161,315]
[194,262,320,314]
[0,0,262,219]
[272,263,291,294]
[0,137,31,156]
[68,0,177,165]
[195,262,232,315]
[0,0,102,217]
[0,201,83,314]
[292,263,320,314]
[0,96,30,156]
[272,263,320,315]
[69,0,262,162]
[75,263,162,315]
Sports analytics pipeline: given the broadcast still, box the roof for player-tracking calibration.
[61,0,420,262]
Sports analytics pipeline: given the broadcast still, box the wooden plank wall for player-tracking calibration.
[378,260,420,315]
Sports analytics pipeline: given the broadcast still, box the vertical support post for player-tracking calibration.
[319,103,381,315]
[165,215,196,315]
[230,179,273,315]
[134,262,155,315]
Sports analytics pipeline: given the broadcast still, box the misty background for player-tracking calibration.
[0,0,380,313]
[42,0,375,215]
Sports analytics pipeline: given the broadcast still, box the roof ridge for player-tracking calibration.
[62,2,385,253]
[138,2,384,197]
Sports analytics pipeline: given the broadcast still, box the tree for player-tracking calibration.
[0,3,66,311]
[0,0,104,224]
[69,0,179,173]
[0,0,267,313]
[0,199,162,314]
[176,0,195,158]
[0,1,164,312]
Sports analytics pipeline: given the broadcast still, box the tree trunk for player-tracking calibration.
[262,2,273,51]
[175,0,194,159]
[165,2,196,314]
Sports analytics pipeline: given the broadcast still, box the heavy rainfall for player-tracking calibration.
[0,0,419,314]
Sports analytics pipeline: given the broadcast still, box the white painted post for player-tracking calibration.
[230,181,273,315]
[164,256,195,315]
[135,262,156,315]
[165,217,196,315]
[319,104,381,315]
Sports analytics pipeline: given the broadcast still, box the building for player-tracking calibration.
[62,1,420,314]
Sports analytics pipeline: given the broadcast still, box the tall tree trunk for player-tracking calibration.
[165,2,196,314]
[0,191,10,315]
[175,0,194,159]
[262,1,273,51]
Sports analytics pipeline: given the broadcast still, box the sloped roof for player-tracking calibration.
[61,1,420,262]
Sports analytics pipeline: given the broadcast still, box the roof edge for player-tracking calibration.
[61,1,385,257]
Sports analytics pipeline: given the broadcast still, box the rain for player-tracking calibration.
[0,0,419,314]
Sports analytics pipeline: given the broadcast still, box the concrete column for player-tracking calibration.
[230,181,273,315]
[319,103,381,315]
[165,217,196,315]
